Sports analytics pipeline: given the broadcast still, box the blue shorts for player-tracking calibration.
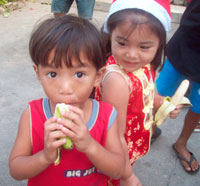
[156,59,200,114]
[51,0,95,19]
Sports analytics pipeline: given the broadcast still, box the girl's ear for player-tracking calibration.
[33,65,41,82]
[94,67,106,87]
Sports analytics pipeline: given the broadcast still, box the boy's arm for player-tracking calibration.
[84,119,125,179]
[58,103,126,179]
[9,107,65,180]
[9,107,50,180]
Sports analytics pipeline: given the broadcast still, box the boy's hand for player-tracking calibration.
[43,116,67,163]
[57,105,93,153]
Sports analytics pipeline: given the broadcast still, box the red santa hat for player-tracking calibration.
[104,0,171,34]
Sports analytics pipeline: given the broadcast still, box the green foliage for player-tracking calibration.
[0,0,13,6]
[0,0,8,6]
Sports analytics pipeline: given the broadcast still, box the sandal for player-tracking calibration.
[194,123,200,133]
[172,144,199,175]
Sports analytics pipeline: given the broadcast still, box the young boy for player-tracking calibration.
[9,15,125,186]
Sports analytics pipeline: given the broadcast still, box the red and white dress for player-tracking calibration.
[95,55,155,186]
[28,98,117,186]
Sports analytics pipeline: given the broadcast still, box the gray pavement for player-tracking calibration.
[0,1,199,186]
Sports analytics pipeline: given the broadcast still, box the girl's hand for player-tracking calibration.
[169,104,183,118]
[43,116,67,163]
[57,106,93,153]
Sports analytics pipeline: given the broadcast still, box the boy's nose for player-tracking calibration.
[59,80,73,95]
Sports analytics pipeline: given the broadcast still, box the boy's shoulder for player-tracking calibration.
[93,99,114,109]
[28,98,43,105]
[92,99,117,117]
[92,99,117,128]
[28,98,46,116]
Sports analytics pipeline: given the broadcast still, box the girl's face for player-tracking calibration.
[111,21,160,72]
[34,50,99,113]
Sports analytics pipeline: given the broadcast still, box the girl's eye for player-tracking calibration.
[118,41,126,46]
[141,46,150,49]
[48,72,57,78]
[75,72,84,78]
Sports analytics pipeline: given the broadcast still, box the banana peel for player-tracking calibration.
[155,80,192,126]
[54,103,73,166]
[54,147,61,166]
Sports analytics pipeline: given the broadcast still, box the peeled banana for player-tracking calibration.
[54,103,73,166]
[155,80,192,126]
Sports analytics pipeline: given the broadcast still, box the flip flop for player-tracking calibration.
[194,128,200,133]
[194,123,200,133]
[172,144,199,175]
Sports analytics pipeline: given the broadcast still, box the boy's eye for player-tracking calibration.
[75,72,84,78]
[48,72,57,78]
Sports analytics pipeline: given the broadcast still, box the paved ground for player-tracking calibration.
[0,1,199,186]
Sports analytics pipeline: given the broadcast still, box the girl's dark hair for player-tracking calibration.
[102,9,167,71]
[29,15,106,70]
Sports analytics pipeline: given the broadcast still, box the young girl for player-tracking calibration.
[9,15,125,186]
[95,0,181,185]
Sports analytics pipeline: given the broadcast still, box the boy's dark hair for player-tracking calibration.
[102,9,167,71]
[29,15,106,70]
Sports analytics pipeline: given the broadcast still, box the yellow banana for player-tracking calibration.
[54,103,73,166]
[155,80,191,126]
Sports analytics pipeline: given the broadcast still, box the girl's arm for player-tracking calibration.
[101,72,129,136]
[153,93,164,111]
[101,72,141,184]
[9,107,66,180]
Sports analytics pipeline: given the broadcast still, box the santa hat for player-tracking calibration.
[104,0,171,34]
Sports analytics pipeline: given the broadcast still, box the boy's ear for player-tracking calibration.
[33,65,41,82]
[94,67,106,87]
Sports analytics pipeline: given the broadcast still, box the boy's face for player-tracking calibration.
[34,50,99,111]
[111,21,160,72]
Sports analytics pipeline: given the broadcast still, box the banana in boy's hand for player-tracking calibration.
[54,103,73,166]
[55,103,73,150]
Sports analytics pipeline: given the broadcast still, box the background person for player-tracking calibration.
[51,0,95,19]
[156,0,200,175]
